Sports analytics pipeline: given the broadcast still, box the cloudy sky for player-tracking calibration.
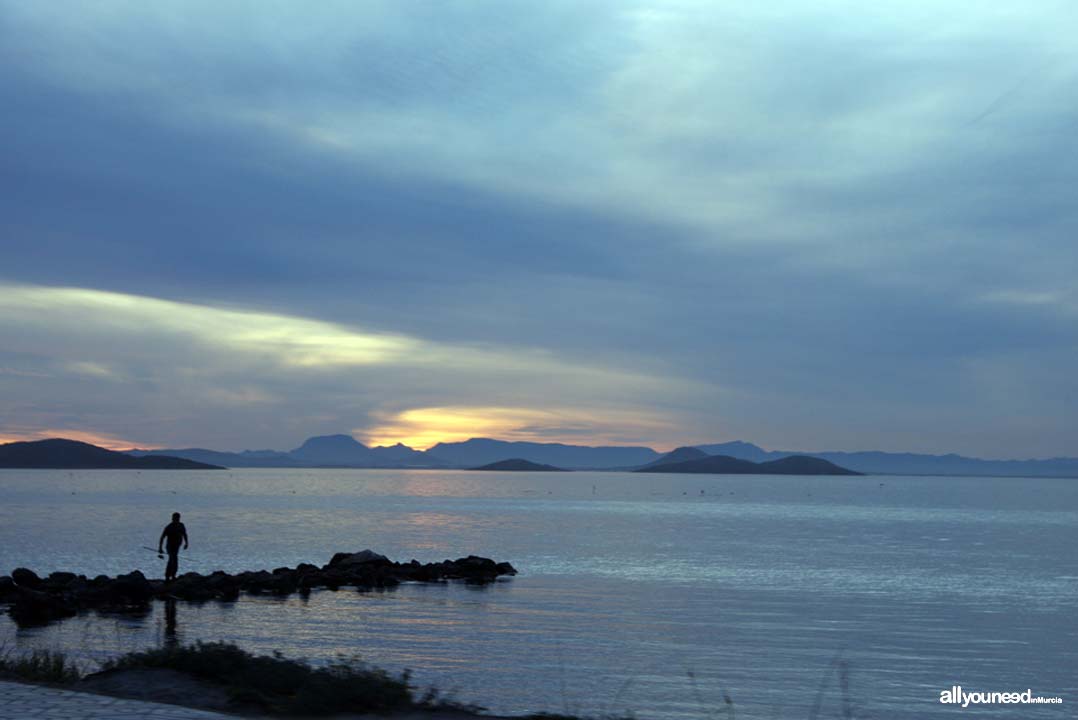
[1,1,1075,457]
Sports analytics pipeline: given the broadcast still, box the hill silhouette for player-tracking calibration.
[129,447,300,467]
[641,446,709,468]
[136,434,445,468]
[758,455,862,475]
[471,458,568,472]
[120,434,1078,477]
[429,438,659,469]
[638,453,860,476]
[0,439,221,469]
[693,441,1078,477]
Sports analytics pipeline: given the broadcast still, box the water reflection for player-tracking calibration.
[163,598,178,647]
[2,470,1077,720]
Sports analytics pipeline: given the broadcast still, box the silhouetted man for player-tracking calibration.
[158,512,188,581]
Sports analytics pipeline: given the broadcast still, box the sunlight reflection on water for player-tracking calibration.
[1,469,1076,719]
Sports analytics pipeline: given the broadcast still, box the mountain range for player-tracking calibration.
[638,450,860,476]
[131,434,445,469]
[124,435,1078,477]
[0,438,220,470]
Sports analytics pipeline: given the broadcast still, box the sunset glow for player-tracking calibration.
[0,429,149,452]
[361,406,677,451]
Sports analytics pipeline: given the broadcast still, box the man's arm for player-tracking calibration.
[182,524,189,550]
[157,526,167,553]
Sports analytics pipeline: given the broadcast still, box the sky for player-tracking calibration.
[1,1,1076,457]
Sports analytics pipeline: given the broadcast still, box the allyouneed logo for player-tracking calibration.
[940,686,1063,708]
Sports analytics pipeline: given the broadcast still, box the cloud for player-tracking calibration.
[0,283,703,450]
[362,406,678,450]
[0,427,147,451]
[1,2,1076,456]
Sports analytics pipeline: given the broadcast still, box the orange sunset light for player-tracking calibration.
[0,429,151,451]
[360,406,676,451]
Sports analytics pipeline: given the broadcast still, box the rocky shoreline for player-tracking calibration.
[0,550,517,627]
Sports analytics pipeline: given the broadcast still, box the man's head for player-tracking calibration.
[172,512,181,522]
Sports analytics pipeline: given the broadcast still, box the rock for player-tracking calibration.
[109,571,153,605]
[239,570,296,595]
[1,550,517,626]
[166,573,220,602]
[11,567,42,589]
[8,587,78,627]
[44,571,78,589]
[0,576,17,602]
[328,550,391,568]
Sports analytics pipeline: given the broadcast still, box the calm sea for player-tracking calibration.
[1,469,1075,718]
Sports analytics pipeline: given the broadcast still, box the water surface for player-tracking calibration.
[1,469,1074,718]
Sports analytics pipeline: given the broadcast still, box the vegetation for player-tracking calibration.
[100,641,416,715]
[0,641,858,718]
[0,649,81,684]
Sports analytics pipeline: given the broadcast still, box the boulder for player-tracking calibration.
[1,550,518,626]
[44,571,78,589]
[327,550,391,568]
[0,576,17,603]
[8,587,78,627]
[11,567,42,589]
[109,570,154,605]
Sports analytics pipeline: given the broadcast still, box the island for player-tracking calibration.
[470,458,568,472]
[637,453,861,476]
[0,438,223,469]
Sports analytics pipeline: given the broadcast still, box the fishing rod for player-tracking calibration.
[141,546,205,564]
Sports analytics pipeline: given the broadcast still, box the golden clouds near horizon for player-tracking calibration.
[362,406,677,451]
[0,284,416,368]
[0,283,703,451]
[0,428,148,451]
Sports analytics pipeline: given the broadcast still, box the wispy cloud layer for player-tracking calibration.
[1,2,1076,456]
[0,284,698,450]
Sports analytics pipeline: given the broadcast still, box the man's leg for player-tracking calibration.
[166,551,179,580]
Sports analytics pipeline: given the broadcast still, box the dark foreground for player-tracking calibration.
[0,641,523,718]
[0,550,517,628]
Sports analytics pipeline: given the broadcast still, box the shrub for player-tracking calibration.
[0,649,81,684]
[102,641,414,715]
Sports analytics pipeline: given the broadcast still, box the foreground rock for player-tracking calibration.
[1,551,517,627]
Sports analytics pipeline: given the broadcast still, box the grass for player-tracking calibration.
[0,649,81,684]
[101,641,418,715]
[0,639,862,718]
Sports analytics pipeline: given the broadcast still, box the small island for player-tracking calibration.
[470,458,568,472]
[637,453,861,476]
[0,438,222,470]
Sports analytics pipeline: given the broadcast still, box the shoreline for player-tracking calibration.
[1,551,517,628]
[0,669,517,720]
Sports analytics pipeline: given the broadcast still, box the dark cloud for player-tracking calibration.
[1,1,1076,456]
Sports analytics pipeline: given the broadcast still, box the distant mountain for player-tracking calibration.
[428,438,660,469]
[639,454,759,474]
[289,435,445,468]
[0,439,221,469]
[638,453,860,476]
[641,446,708,468]
[134,435,445,469]
[471,458,568,472]
[290,434,374,465]
[369,442,446,467]
[118,432,1078,477]
[130,447,301,468]
[694,441,774,463]
[693,441,1078,478]
[756,455,862,476]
